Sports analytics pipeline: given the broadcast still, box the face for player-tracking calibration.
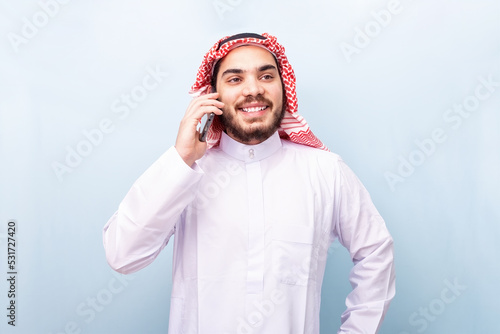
[215,45,284,145]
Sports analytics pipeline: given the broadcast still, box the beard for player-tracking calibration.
[220,95,285,144]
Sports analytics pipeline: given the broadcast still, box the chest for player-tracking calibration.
[191,155,335,242]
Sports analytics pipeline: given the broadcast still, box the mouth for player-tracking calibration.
[236,101,269,115]
[239,105,269,113]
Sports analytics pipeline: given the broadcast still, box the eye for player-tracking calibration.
[227,77,241,83]
[261,74,275,81]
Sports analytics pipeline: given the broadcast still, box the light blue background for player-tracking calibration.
[1,0,499,333]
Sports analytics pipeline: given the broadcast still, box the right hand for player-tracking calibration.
[175,92,224,166]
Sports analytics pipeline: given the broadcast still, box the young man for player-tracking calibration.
[103,33,395,333]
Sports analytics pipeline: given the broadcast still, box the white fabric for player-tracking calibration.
[103,131,395,334]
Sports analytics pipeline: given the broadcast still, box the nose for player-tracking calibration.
[242,77,264,97]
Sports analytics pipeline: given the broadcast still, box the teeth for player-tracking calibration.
[242,106,266,113]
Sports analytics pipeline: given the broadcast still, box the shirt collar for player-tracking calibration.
[219,131,282,163]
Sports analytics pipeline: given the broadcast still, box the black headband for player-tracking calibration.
[216,33,267,51]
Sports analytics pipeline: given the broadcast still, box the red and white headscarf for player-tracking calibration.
[190,32,328,151]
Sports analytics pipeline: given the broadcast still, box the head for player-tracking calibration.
[190,33,327,150]
[214,45,285,144]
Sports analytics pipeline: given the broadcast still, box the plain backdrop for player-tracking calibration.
[0,0,499,333]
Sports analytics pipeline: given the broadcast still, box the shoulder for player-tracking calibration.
[280,140,361,185]
[281,140,343,165]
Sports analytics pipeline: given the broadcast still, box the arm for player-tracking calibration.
[103,92,224,274]
[333,161,396,333]
[103,146,202,274]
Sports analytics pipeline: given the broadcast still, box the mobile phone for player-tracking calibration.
[199,86,217,142]
[199,112,215,142]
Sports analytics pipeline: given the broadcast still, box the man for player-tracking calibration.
[103,33,395,333]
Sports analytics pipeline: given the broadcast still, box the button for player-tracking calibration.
[249,149,255,159]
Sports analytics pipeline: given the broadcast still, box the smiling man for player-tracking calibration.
[216,45,284,144]
[103,33,395,334]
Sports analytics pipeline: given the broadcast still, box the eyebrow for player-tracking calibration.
[220,64,278,78]
[258,64,278,72]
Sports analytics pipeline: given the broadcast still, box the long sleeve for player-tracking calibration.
[103,146,203,274]
[333,161,396,334]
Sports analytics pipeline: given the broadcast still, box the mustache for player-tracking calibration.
[234,96,273,109]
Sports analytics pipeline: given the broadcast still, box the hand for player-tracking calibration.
[175,92,224,166]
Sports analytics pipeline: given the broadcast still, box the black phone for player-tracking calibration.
[199,86,218,142]
[199,112,215,142]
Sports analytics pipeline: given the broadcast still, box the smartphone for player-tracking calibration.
[199,112,215,142]
[199,86,218,142]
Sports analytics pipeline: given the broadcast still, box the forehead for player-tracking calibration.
[217,45,278,72]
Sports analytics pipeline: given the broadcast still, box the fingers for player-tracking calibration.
[186,93,224,120]
[174,92,225,166]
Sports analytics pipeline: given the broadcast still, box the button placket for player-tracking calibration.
[245,160,265,297]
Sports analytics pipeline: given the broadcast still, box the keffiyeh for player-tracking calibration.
[190,32,328,151]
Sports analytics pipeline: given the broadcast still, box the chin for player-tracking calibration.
[222,106,285,144]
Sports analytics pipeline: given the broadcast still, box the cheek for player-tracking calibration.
[269,84,284,100]
[218,89,238,105]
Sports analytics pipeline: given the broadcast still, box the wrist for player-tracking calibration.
[174,147,196,167]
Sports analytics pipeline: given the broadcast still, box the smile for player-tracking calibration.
[240,106,268,113]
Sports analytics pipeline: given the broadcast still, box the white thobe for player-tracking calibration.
[103,131,395,334]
